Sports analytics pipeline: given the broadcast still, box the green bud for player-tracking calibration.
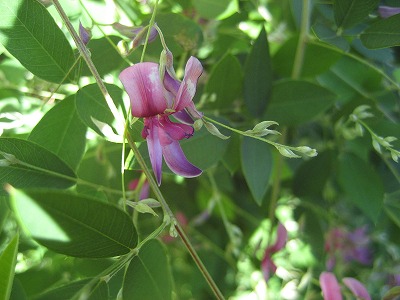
[204,121,230,140]
[276,146,300,158]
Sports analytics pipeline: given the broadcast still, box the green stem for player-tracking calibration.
[140,0,159,62]
[291,0,311,79]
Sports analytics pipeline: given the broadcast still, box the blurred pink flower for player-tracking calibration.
[128,178,149,200]
[320,272,370,300]
[325,226,371,270]
[261,223,287,282]
[119,56,203,185]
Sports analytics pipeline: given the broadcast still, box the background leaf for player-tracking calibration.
[0,0,75,83]
[264,80,336,126]
[192,0,232,19]
[0,138,76,196]
[10,189,137,258]
[360,14,400,49]
[75,83,125,137]
[338,153,384,222]
[28,96,87,171]
[333,0,379,30]
[384,190,400,229]
[0,233,19,300]
[243,27,272,117]
[241,137,273,205]
[123,239,172,300]
[204,53,243,109]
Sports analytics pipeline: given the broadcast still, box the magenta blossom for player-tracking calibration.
[128,178,150,200]
[261,223,287,282]
[119,56,203,185]
[320,272,371,300]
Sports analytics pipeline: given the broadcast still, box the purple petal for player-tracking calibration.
[158,116,193,145]
[343,278,371,300]
[379,6,400,18]
[320,272,343,300]
[145,118,163,185]
[163,70,180,96]
[162,140,202,178]
[261,255,277,282]
[119,63,167,117]
[79,22,91,45]
[139,180,150,200]
[173,110,195,124]
[270,223,288,253]
[174,57,203,111]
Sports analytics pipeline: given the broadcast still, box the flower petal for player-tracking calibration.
[174,56,203,111]
[145,118,163,185]
[162,141,202,178]
[343,278,371,300]
[119,63,167,117]
[261,255,277,282]
[379,6,400,18]
[158,116,193,146]
[320,272,343,300]
[270,223,288,253]
[173,110,195,124]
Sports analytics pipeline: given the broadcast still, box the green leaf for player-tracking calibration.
[123,239,172,300]
[0,0,75,83]
[81,36,129,77]
[243,27,272,117]
[28,96,87,170]
[0,233,19,300]
[0,138,76,196]
[333,0,379,30]
[360,14,400,49]
[155,13,202,54]
[0,197,10,234]
[383,286,400,300]
[34,279,109,300]
[384,190,400,229]
[10,189,137,258]
[241,137,273,205]
[193,0,232,19]
[75,83,126,138]
[204,53,243,109]
[292,150,334,197]
[264,80,335,126]
[338,153,384,222]
[273,37,341,77]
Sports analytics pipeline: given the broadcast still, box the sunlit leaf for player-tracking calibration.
[0,0,75,83]
[29,96,87,170]
[244,27,272,117]
[193,0,233,19]
[75,83,126,138]
[10,189,137,258]
[360,14,400,49]
[0,233,19,300]
[241,137,273,205]
[0,138,76,196]
[123,239,172,300]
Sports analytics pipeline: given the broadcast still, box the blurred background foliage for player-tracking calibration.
[0,0,400,299]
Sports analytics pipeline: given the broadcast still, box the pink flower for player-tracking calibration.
[128,178,149,200]
[320,272,371,300]
[120,56,203,185]
[261,223,287,282]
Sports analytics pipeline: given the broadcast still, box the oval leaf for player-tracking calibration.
[334,0,379,30]
[338,153,384,222]
[0,0,75,83]
[123,239,172,300]
[76,83,126,138]
[0,233,19,300]
[264,80,335,126]
[360,14,400,49]
[0,138,76,196]
[204,53,243,109]
[10,189,137,258]
[241,137,273,205]
[193,0,232,19]
[29,96,87,170]
[243,27,272,117]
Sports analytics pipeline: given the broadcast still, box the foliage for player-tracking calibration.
[0,0,399,299]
